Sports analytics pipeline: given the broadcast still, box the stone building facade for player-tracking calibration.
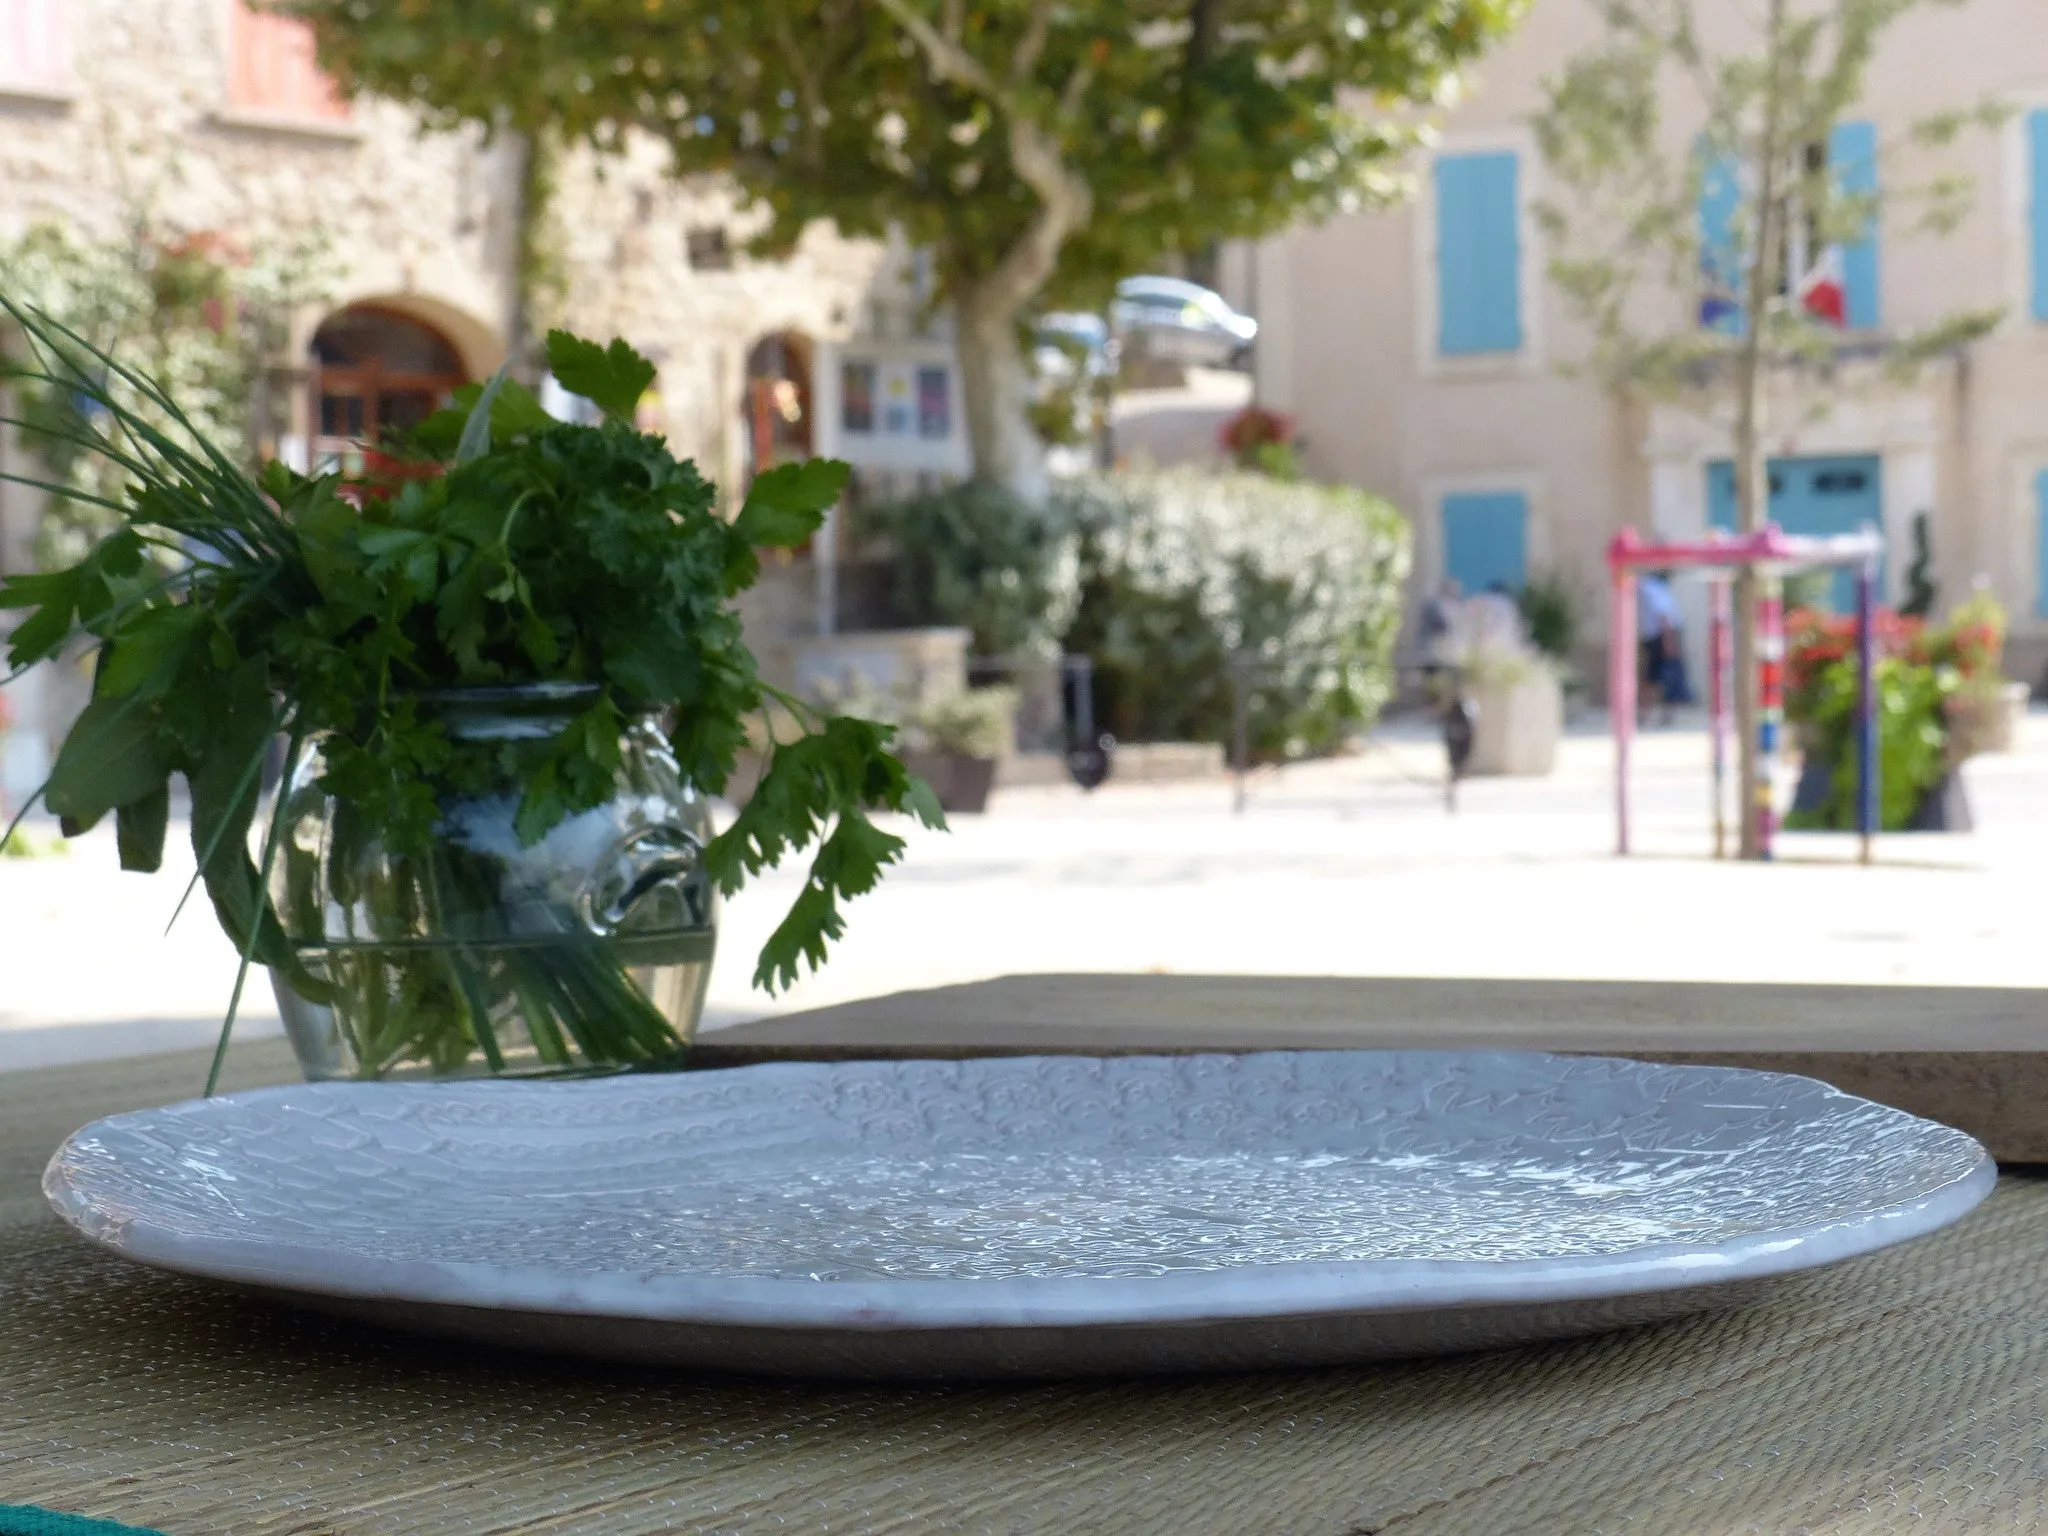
[0,0,963,799]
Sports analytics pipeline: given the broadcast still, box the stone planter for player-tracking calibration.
[794,628,972,710]
[902,750,999,814]
[1788,755,1973,832]
[1467,669,1563,777]
[1946,680,2029,760]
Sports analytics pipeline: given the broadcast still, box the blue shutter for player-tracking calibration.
[1698,147,1745,334]
[2029,110,2048,323]
[1829,120,1881,330]
[1442,491,1530,594]
[2036,470,2048,617]
[1435,152,1522,355]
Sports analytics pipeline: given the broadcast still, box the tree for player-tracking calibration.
[272,0,1521,497]
[1530,0,2001,857]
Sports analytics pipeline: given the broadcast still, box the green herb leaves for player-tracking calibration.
[545,330,656,422]
[1,312,918,1004]
[724,459,850,594]
[43,695,165,834]
[704,715,945,991]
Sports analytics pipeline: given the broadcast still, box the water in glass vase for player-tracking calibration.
[266,685,721,1082]
[277,929,714,1081]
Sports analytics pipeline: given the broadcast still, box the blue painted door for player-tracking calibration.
[1442,490,1529,595]
[1707,454,1883,608]
[1435,152,1522,355]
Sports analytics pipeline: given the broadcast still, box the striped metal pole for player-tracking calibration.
[1755,573,1784,860]
[1709,577,1731,859]
[1611,563,1637,856]
[1855,558,1879,865]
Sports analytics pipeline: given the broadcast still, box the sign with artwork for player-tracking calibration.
[821,343,968,475]
[917,365,950,439]
[840,361,874,433]
[880,364,914,436]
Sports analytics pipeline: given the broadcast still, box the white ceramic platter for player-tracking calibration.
[45,1051,1993,1378]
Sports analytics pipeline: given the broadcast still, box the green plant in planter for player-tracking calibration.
[1514,573,1578,665]
[0,305,942,1088]
[1783,656,1952,832]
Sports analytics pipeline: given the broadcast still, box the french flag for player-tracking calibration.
[1797,246,1847,327]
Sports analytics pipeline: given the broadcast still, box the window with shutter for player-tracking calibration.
[2028,110,2048,324]
[1441,491,1529,594]
[1828,120,1881,330]
[0,0,70,90]
[2035,469,2048,617]
[226,0,348,121]
[1434,152,1523,357]
[1697,147,1744,333]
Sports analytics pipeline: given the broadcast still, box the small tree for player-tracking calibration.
[1900,508,1936,618]
[275,0,1521,498]
[1531,0,2001,857]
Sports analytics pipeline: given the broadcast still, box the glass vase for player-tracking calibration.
[267,684,717,1081]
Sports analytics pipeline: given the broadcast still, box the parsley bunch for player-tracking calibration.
[0,304,942,1085]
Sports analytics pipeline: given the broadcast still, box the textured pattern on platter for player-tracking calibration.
[49,1052,1984,1287]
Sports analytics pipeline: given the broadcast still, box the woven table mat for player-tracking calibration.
[2,1048,2046,1534]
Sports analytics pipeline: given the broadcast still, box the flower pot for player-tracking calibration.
[1789,753,1973,833]
[902,749,998,814]
[1945,680,2022,761]
[1466,669,1563,777]
[268,685,717,1081]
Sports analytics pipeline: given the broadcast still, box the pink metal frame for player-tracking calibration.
[1607,524,1883,861]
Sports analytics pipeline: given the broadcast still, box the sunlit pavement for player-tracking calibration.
[5,707,2045,1070]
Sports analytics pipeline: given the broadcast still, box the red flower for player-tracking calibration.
[1218,406,1295,455]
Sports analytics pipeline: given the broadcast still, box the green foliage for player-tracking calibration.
[272,0,1521,484]
[0,218,333,568]
[1515,572,1579,662]
[543,330,658,422]
[0,305,938,1013]
[0,828,65,858]
[1901,511,1937,619]
[856,481,1078,658]
[278,0,1516,307]
[812,674,1021,761]
[1060,470,1410,757]
[1026,332,1111,450]
[1781,569,1836,615]
[1784,656,1952,832]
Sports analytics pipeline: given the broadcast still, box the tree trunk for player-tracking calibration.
[1731,0,1790,860]
[871,0,1093,501]
[953,281,1046,501]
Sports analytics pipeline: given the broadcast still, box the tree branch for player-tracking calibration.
[1170,0,1221,161]
[1013,0,1052,85]
[877,0,999,96]
[873,0,1094,312]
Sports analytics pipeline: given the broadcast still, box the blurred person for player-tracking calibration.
[1638,569,1690,725]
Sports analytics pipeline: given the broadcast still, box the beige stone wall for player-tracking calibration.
[0,0,890,478]
[1238,0,2048,689]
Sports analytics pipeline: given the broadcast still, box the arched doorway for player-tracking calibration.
[309,306,469,469]
[742,331,814,484]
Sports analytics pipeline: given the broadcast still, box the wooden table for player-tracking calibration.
[3,979,2047,1534]
[700,973,2048,1160]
